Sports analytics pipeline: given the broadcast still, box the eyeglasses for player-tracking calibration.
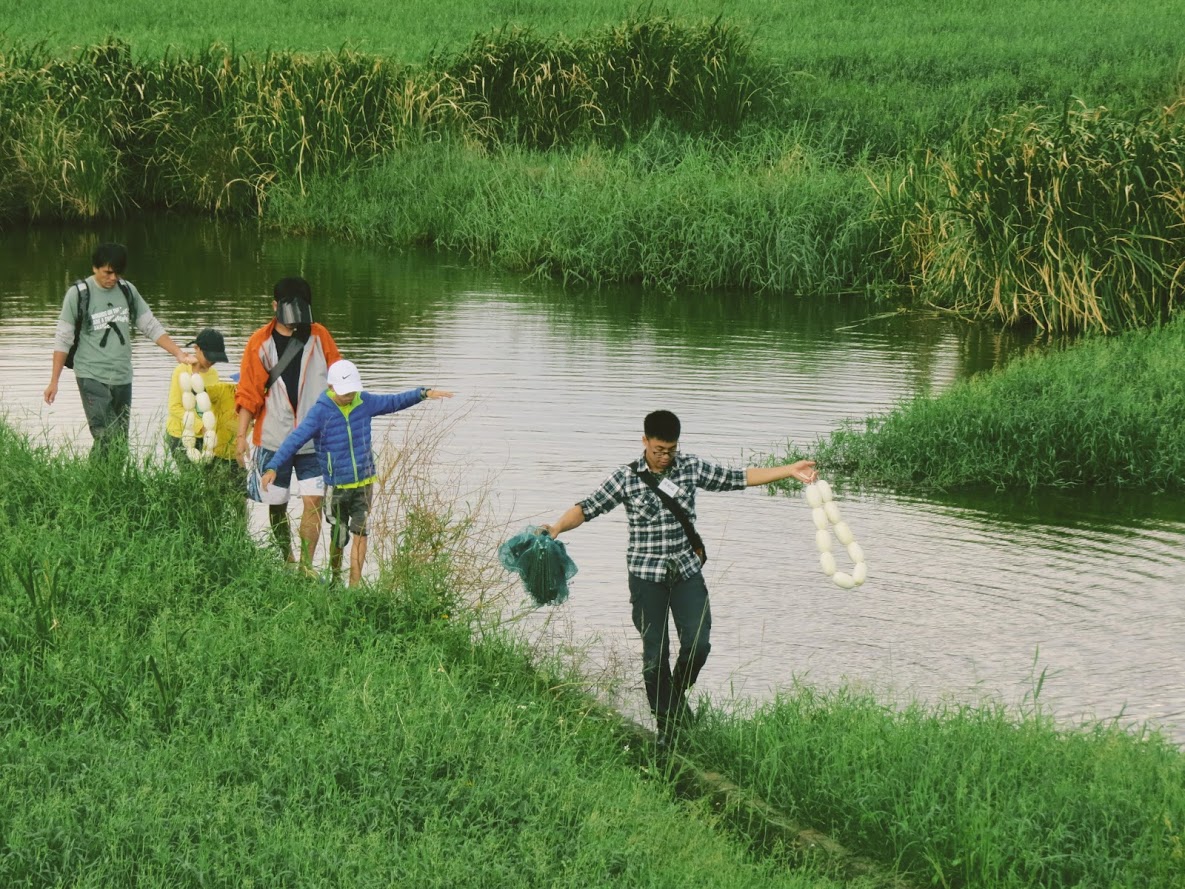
[649,444,678,457]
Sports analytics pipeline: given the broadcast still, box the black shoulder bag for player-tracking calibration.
[263,336,304,395]
[630,460,707,565]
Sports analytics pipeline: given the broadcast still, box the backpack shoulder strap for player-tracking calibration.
[72,279,89,326]
[116,280,136,323]
[74,279,89,312]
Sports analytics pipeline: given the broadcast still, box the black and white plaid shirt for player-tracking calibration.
[578,452,747,583]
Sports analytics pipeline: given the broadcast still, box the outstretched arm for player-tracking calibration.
[540,504,585,539]
[372,387,455,416]
[746,460,817,487]
[154,333,195,366]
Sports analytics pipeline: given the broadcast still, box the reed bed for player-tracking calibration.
[688,682,1185,889]
[0,420,834,888]
[0,16,774,220]
[878,100,1185,332]
[438,17,778,149]
[773,313,1185,491]
[0,41,450,218]
[12,0,1182,157]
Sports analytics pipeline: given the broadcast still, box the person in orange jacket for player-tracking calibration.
[234,277,342,571]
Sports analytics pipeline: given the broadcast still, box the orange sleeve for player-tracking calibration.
[235,327,269,416]
[317,324,342,366]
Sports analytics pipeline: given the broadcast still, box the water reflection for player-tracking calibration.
[0,215,1181,743]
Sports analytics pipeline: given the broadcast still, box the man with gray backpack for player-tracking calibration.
[44,242,194,457]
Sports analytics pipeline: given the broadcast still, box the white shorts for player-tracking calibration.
[249,447,325,504]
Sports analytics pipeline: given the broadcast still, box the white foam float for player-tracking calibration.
[805,479,867,589]
[180,371,219,463]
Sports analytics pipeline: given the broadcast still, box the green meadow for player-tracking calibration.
[2,423,1182,888]
[0,424,831,888]
[2,1,1183,331]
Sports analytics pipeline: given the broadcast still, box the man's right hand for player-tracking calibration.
[260,469,276,491]
[43,382,58,405]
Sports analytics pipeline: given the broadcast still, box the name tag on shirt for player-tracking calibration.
[657,477,682,498]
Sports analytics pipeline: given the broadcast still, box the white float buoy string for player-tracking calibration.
[805,478,867,588]
[180,371,218,463]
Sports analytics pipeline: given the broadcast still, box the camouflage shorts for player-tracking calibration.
[326,483,374,548]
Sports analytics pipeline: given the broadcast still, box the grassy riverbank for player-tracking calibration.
[2,423,1183,887]
[770,314,1185,491]
[2,3,1183,330]
[0,423,837,887]
[689,684,1185,889]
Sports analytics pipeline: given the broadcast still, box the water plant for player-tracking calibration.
[0,16,777,221]
[882,100,1185,332]
[771,312,1185,491]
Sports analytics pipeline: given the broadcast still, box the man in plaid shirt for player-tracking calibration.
[542,410,817,740]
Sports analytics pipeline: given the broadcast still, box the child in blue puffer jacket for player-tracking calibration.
[261,359,453,585]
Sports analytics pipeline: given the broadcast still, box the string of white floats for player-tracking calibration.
[805,479,867,589]
[179,370,218,463]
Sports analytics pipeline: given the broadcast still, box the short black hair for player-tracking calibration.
[91,242,128,273]
[644,410,680,441]
[274,276,312,305]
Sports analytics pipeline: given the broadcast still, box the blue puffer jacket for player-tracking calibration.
[264,388,424,486]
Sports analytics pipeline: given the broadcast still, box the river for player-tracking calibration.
[1,216,1182,743]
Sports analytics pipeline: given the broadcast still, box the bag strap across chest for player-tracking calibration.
[630,459,707,565]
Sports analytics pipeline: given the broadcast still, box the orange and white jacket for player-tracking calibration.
[235,319,342,453]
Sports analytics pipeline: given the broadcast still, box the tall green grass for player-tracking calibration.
[689,683,1185,889]
[10,0,1182,156]
[877,101,1185,332]
[3,6,1184,331]
[0,17,774,220]
[266,130,883,294]
[437,16,779,149]
[0,421,838,888]
[772,313,1185,490]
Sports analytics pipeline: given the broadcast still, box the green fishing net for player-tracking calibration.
[498,526,578,606]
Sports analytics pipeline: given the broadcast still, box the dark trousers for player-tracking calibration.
[77,377,132,457]
[628,570,711,719]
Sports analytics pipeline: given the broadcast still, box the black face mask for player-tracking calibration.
[276,298,313,327]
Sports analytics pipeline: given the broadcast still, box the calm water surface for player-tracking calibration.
[2,217,1182,742]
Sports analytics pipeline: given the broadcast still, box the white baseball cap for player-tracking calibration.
[327,359,363,395]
